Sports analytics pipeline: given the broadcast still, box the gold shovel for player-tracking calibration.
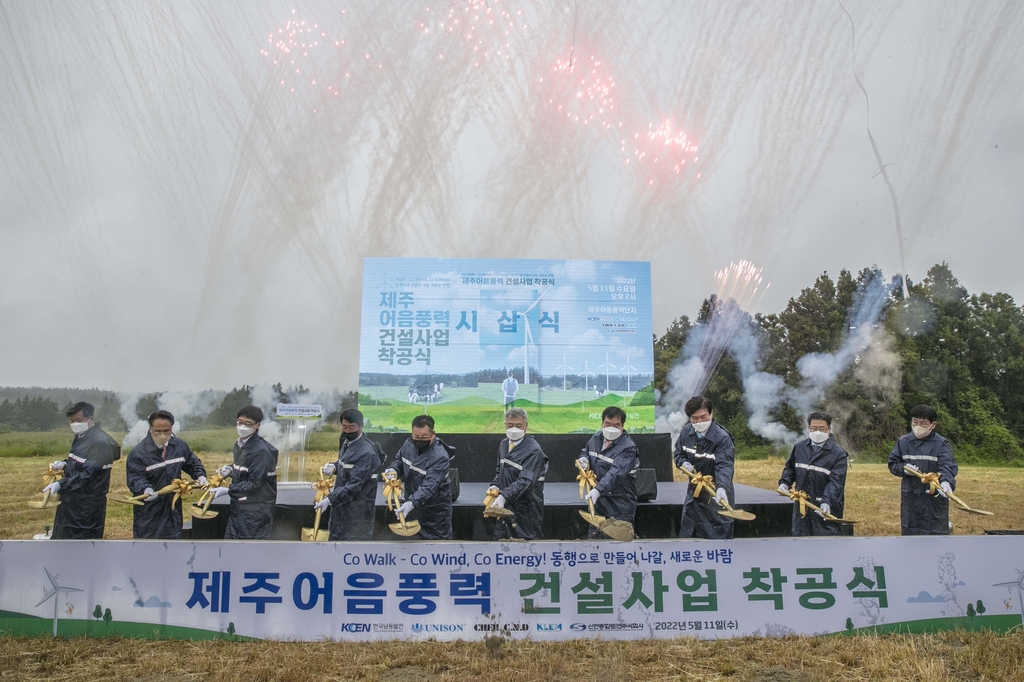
[155,478,200,508]
[383,472,421,537]
[28,465,65,509]
[777,487,857,524]
[904,466,993,516]
[482,487,514,519]
[678,466,756,521]
[105,491,148,506]
[189,472,230,519]
[302,475,333,542]
[575,461,635,541]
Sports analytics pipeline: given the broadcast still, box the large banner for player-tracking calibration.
[358,258,655,433]
[1,537,1021,640]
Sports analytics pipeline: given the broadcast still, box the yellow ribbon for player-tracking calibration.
[156,478,198,507]
[311,476,334,504]
[782,488,811,518]
[382,474,403,511]
[577,468,597,499]
[42,465,64,487]
[483,488,500,509]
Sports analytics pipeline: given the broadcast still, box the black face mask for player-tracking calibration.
[414,439,432,453]
[342,431,360,442]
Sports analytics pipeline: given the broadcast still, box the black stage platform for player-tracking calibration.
[190,432,812,541]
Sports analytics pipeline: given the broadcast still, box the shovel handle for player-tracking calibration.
[312,506,323,535]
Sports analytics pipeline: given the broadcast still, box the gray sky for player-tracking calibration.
[1,0,1022,392]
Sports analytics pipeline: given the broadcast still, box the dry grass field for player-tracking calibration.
[4,452,1024,680]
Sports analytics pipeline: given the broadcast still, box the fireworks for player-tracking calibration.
[421,1,528,67]
[545,54,619,130]
[621,118,701,185]
[260,11,352,111]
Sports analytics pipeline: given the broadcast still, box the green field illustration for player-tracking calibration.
[0,609,251,640]
[359,385,655,434]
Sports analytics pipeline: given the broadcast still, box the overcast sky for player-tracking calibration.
[1,0,1021,392]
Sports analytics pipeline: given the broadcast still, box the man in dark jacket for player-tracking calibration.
[316,408,382,541]
[46,401,121,539]
[577,406,640,539]
[211,405,279,539]
[888,404,958,535]
[778,411,849,536]
[386,414,452,540]
[674,395,735,539]
[125,410,208,539]
[488,407,548,540]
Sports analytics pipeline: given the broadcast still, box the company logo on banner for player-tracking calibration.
[358,258,656,433]
[0,538,1021,641]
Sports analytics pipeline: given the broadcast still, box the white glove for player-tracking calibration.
[219,465,233,477]
[585,488,600,504]
[314,497,331,512]
[938,481,952,498]
[681,461,695,473]
[904,464,920,473]
[50,461,66,471]
[211,486,229,499]
[778,483,790,493]
[577,457,589,471]
[197,476,208,487]
[322,462,336,476]
[493,495,506,509]
[144,488,159,502]
[397,501,414,517]
[486,485,500,496]
[43,481,61,495]
[714,488,728,507]
[816,502,831,519]
[384,468,398,479]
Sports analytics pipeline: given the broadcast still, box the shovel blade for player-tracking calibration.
[483,507,514,519]
[579,509,607,526]
[189,504,218,519]
[718,509,756,521]
[953,505,994,516]
[301,528,331,542]
[388,521,421,537]
[105,493,144,506]
[27,494,60,509]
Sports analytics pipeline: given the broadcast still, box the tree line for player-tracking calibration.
[654,263,1024,463]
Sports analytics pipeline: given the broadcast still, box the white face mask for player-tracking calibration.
[237,424,256,439]
[602,426,622,441]
[505,427,525,441]
[912,424,932,439]
[152,433,172,447]
[70,422,90,435]
[692,419,712,435]
[808,430,829,445]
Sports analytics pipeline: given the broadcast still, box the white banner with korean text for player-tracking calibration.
[0,537,1021,640]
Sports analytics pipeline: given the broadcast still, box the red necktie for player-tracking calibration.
[161,445,167,460]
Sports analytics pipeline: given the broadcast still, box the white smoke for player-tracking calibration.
[248,384,286,450]
[118,392,149,449]
[156,390,224,430]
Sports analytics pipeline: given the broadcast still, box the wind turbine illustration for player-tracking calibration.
[582,360,596,393]
[993,568,1024,625]
[620,355,638,392]
[598,353,617,393]
[518,287,551,385]
[555,355,573,391]
[36,567,83,637]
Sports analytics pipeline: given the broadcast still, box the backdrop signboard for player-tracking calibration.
[0,537,1020,641]
[358,258,655,433]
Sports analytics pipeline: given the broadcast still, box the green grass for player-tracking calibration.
[843,614,1021,636]
[0,610,250,640]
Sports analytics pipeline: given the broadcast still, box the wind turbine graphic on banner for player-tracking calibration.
[555,355,573,392]
[994,569,1024,625]
[599,353,617,393]
[620,355,638,392]
[35,566,82,637]
[582,360,597,393]
[518,287,551,385]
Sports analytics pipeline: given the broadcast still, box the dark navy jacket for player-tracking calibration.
[491,435,548,540]
[888,430,958,535]
[779,436,848,514]
[52,423,120,539]
[327,433,381,541]
[580,431,639,530]
[673,421,735,505]
[224,434,278,539]
[389,438,453,540]
[126,434,207,539]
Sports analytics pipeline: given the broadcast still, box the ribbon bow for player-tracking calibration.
[157,478,198,508]
[312,476,333,504]
[576,468,597,499]
[483,488,501,509]
[382,474,404,511]
[42,466,64,487]
[783,488,811,518]
[690,473,716,501]
[919,471,941,495]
